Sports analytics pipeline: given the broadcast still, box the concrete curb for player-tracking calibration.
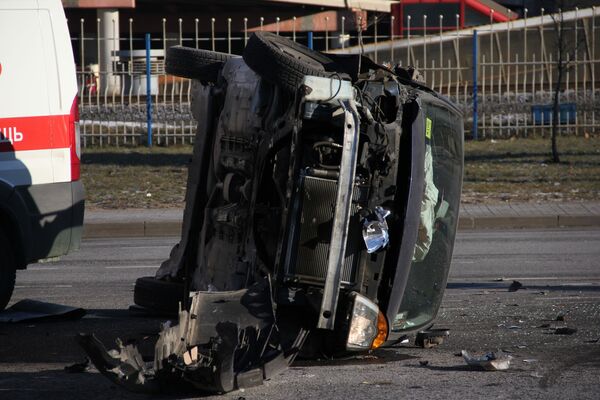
[84,221,181,238]
[83,215,600,238]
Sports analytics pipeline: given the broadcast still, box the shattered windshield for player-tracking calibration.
[393,92,464,332]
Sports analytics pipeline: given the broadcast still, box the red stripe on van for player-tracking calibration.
[0,114,70,152]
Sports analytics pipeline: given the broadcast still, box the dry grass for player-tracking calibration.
[463,135,600,203]
[81,145,192,209]
[80,136,600,209]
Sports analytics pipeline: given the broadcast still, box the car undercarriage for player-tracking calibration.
[80,32,464,394]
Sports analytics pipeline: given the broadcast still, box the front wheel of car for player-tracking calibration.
[242,31,335,92]
[0,228,16,311]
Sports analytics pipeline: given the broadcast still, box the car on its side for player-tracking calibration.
[81,32,462,394]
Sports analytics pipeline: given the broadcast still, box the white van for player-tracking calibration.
[0,0,84,310]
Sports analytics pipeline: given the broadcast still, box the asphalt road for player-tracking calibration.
[1,229,599,399]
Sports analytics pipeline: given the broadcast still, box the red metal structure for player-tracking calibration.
[391,0,518,36]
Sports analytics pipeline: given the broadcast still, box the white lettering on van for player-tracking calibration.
[0,127,24,144]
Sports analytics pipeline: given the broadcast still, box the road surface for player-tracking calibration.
[1,229,599,399]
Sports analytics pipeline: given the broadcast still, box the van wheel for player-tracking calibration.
[0,229,16,311]
[165,46,234,83]
[242,32,336,92]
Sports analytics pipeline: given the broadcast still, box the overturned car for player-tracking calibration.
[81,32,463,394]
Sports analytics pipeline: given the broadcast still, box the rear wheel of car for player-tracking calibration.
[165,46,234,83]
[242,32,335,92]
[133,276,185,314]
[0,228,16,311]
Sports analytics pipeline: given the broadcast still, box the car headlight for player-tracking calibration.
[346,292,388,351]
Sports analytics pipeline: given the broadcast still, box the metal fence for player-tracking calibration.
[73,6,599,146]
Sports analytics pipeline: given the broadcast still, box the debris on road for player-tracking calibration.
[419,360,430,366]
[415,329,450,348]
[554,327,577,335]
[508,281,523,292]
[461,350,512,371]
[0,299,85,323]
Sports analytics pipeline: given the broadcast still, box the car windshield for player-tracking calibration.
[392,92,464,332]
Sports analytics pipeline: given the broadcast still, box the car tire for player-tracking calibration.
[242,32,336,92]
[133,276,185,314]
[165,46,234,82]
[0,228,16,311]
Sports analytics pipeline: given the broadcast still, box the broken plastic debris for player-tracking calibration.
[78,278,308,395]
[362,206,391,253]
[415,329,450,349]
[461,350,511,371]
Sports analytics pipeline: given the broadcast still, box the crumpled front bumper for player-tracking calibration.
[79,278,307,394]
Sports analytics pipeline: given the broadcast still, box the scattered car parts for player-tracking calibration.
[462,350,512,371]
[415,328,450,349]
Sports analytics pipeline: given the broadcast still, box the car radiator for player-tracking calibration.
[285,175,368,286]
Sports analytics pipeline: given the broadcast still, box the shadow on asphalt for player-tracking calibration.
[446,282,600,292]
[82,153,191,167]
[294,349,418,367]
[0,309,163,364]
[0,369,204,400]
[408,364,529,373]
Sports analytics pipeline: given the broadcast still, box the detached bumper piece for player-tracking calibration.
[79,278,307,394]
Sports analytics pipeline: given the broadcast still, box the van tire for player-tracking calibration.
[0,228,16,311]
[242,32,335,92]
[133,276,185,314]
[165,46,233,83]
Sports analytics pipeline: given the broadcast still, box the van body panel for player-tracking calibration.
[16,181,84,261]
[0,0,84,271]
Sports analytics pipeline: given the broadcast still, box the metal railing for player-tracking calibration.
[72,6,599,146]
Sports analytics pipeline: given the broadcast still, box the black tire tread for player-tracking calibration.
[165,46,233,82]
[0,228,16,311]
[133,276,185,314]
[242,32,332,92]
